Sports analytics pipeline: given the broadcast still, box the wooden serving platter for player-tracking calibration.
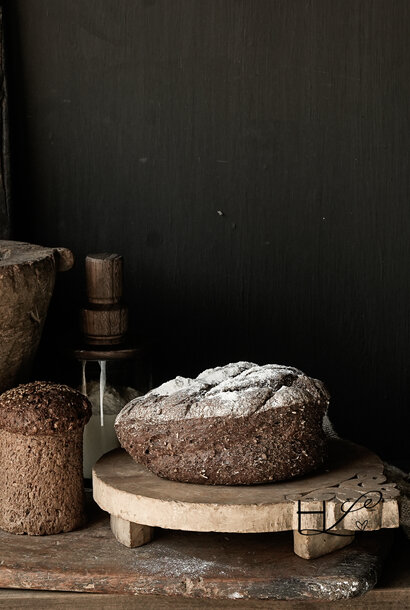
[93,439,400,559]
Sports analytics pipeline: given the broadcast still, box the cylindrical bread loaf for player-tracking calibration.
[0,382,91,535]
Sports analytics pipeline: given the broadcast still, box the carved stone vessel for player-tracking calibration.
[0,240,73,393]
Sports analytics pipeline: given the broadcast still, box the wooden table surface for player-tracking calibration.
[0,527,408,608]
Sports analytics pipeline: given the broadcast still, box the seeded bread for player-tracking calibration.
[0,382,91,535]
[115,362,329,485]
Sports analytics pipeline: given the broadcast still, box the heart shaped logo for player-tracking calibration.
[356,520,368,531]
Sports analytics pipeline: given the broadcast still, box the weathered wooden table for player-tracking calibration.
[0,528,409,608]
[0,498,399,601]
[0,438,404,603]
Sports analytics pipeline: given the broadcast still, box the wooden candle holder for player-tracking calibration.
[81,253,128,346]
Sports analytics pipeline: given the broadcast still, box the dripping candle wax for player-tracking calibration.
[81,360,87,396]
[79,361,141,478]
[98,360,106,427]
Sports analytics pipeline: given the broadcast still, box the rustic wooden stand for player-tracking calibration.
[93,438,400,560]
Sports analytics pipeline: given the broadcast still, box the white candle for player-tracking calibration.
[82,379,140,478]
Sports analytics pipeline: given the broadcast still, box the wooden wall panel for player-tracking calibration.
[6,0,410,466]
[0,3,10,238]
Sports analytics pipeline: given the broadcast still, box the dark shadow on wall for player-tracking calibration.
[3,0,410,470]
[2,0,30,239]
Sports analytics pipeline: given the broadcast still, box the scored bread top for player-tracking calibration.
[0,381,92,435]
[116,361,329,426]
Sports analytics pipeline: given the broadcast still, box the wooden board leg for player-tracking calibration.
[110,515,154,548]
[293,529,355,559]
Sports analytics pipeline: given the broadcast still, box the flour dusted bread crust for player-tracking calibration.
[0,382,91,535]
[115,362,329,485]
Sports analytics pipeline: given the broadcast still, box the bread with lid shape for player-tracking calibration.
[0,381,91,435]
[0,381,91,535]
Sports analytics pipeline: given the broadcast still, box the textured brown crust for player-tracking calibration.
[0,429,86,535]
[0,381,91,435]
[115,363,329,485]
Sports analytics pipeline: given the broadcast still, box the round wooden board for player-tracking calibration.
[93,439,384,533]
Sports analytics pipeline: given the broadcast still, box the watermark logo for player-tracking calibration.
[297,490,383,536]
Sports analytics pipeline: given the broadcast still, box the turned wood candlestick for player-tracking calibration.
[81,253,128,346]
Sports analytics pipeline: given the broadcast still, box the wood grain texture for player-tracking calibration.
[81,306,128,345]
[1,590,410,610]
[0,3,10,239]
[1,588,410,610]
[110,514,153,547]
[293,529,354,560]
[82,254,127,343]
[5,1,410,465]
[85,254,123,304]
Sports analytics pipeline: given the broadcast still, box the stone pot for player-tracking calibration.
[0,240,74,393]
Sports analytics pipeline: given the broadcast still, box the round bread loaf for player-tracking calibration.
[115,362,330,485]
[0,381,91,535]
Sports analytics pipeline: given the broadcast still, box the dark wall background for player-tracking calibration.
[0,4,10,238]
[5,0,410,467]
